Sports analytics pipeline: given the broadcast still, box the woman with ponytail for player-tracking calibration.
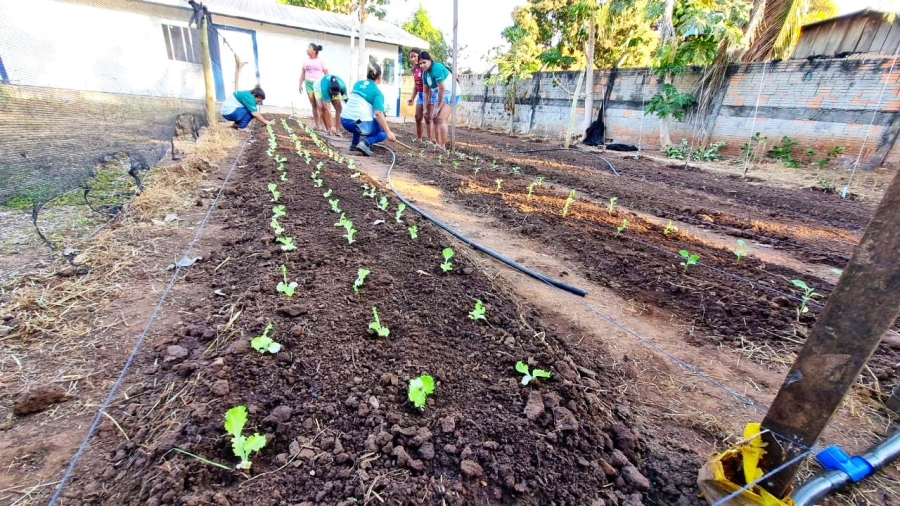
[298,43,328,130]
[418,51,461,149]
[317,74,347,137]
[339,63,397,156]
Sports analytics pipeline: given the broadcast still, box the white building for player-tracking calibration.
[0,0,427,116]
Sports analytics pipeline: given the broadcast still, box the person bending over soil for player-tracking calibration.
[406,49,430,143]
[299,43,328,130]
[220,86,271,129]
[339,63,397,156]
[419,51,461,149]
[318,74,347,137]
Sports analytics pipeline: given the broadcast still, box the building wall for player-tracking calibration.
[456,57,900,169]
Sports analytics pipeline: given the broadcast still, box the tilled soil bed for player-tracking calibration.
[61,120,704,505]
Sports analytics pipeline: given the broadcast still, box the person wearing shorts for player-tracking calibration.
[405,49,428,142]
[340,63,397,156]
[298,43,328,130]
[318,74,347,136]
[420,51,461,148]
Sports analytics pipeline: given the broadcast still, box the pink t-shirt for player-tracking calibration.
[303,57,326,81]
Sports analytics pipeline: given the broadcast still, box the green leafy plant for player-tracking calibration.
[827,145,846,158]
[645,84,696,122]
[316,161,324,171]
[473,166,481,176]
[474,156,481,165]
[313,178,323,188]
[363,187,377,199]
[693,141,726,161]
[515,361,551,386]
[269,217,284,236]
[615,219,629,237]
[733,239,747,261]
[663,221,678,236]
[768,136,799,167]
[251,323,281,354]
[536,176,545,186]
[343,220,357,244]
[354,268,370,293]
[268,183,280,202]
[742,133,767,159]
[664,139,691,160]
[408,225,418,239]
[377,195,389,211]
[791,279,821,317]
[350,171,361,179]
[440,247,454,273]
[395,203,406,223]
[347,159,356,170]
[276,236,297,251]
[279,172,287,181]
[323,189,333,198]
[224,406,267,470]
[277,265,298,297]
[438,154,443,165]
[368,306,389,337]
[495,179,503,191]
[272,205,286,218]
[526,182,537,199]
[511,166,521,175]
[408,374,435,409]
[468,299,487,321]
[562,190,576,217]
[679,250,700,272]
[607,196,617,214]
[491,159,498,169]
[329,198,341,213]
[335,213,349,228]
[452,160,459,169]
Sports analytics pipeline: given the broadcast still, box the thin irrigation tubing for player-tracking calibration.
[46,133,251,506]
[507,146,620,176]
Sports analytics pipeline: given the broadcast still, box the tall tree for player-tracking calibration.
[802,0,838,24]
[402,5,449,70]
[487,15,542,132]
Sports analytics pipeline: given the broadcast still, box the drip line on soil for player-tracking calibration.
[46,132,252,506]
[507,147,621,176]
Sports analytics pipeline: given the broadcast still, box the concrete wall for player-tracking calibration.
[456,57,900,169]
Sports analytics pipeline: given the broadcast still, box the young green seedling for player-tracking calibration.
[350,171,361,179]
[679,250,700,272]
[251,323,281,354]
[663,221,678,236]
[607,196,618,214]
[277,264,298,297]
[515,361,551,386]
[468,299,487,321]
[268,183,280,202]
[526,182,537,199]
[438,154,443,165]
[536,176,545,186]
[511,166,521,175]
[272,205,286,218]
[395,203,406,223]
[276,236,296,251]
[279,171,287,181]
[491,159,498,169]
[353,268,370,293]
[495,179,503,191]
[562,190,576,217]
[269,217,284,236]
[791,279,821,317]
[440,247,454,273]
[733,239,748,261]
[408,225,418,239]
[335,213,350,228]
[363,187,377,198]
[316,161,324,171]
[368,306,389,337]
[343,222,357,244]
[348,159,356,170]
[615,219,629,237]
[473,166,481,176]
[224,406,267,470]
[452,160,459,169]
[329,198,341,213]
[323,189,333,198]
[377,195,389,211]
[313,178,323,188]
[408,374,435,409]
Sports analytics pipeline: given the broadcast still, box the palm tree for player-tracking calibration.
[742,0,810,61]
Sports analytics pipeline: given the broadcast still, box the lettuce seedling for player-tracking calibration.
[440,247,454,273]
[474,156,481,165]
[395,203,406,223]
[276,236,296,251]
[607,196,617,214]
[733,239,748,261]
[313,178,323,188]
[224,406,267,470]
[536,176,545,186]
[526,182,536,199]
[468,299,487,321]
[350,171,361,178]
[408,374,434,409]
[679,250,699,272]
[269,217,284,236]
[277,264,298,297]
[348,159,356,170]
[615,219,629,237]
[279,171,287,181]
[323,189,333,198]
[342,220,356,244]
[335,213,349,228]
[272,205,286,218]
[316,161,324,171]
[511,166,521,175]
[491,159,498,169]
[251,323,281,354]
[377,195,389,211]
[438,154,443,165]
[473,166,481,177]
[515,361,551,386]
[791,279,820,316]
[452,160,459,169]
[329,198,341,213]
[495,179,503,191]
[408,225,418,239]
[274,155,287,164]
[268,183,280,202]
[562,190,576,217]
[368,307,389,337]
[354,268,370,292]
[663,221,678,236]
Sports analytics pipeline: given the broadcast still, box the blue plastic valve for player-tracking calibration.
[815,445,874,482]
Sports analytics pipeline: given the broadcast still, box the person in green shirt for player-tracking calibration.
[339,63,397,156]
[219,86,271,129]
[318,74,347,137]
[419,51,461,149]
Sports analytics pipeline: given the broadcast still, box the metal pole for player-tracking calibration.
[449,0,459,151]
[758,167,900,497]
[198,10,216,127]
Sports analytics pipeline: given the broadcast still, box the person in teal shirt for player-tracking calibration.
[339,63,397,156]
[318,74,347,137]
[219,86,271,129]
[419,51,461,148]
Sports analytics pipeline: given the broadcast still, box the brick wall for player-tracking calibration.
[456,57,900,169]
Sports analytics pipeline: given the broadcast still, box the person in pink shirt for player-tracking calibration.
[298,43,328,130]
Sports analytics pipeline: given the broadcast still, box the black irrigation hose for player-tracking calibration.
[507,146,620,176]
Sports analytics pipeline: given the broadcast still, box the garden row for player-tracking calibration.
[62,118,703,505]
[389,135,900,384]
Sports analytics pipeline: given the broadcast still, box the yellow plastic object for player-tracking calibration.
[697,423,794,506]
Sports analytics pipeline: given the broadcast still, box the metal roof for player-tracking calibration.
[137,0,428,47]
[801,8,888,31]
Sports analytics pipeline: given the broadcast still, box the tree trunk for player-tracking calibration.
[565,70,585,148]
[657,0,676,147]
[582,3,596,134]
[357,0,368,81]
[198,14,216,128]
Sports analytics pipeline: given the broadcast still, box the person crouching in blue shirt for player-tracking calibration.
[339,63,397,156]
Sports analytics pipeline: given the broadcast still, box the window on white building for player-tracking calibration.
[382,58,395,85]
[162,24,201,64]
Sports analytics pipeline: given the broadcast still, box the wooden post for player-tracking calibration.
[449,0,459,151]
[198,11,216,128]
[758,168,900,497]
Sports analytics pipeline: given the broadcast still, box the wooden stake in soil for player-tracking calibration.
[757,167,900,497]
[198,9,217,128]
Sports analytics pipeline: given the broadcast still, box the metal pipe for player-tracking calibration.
[791,430,900,506]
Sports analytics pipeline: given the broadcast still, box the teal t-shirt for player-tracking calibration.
[350,79,384,112]
[233,90,258,112]
[423,62,451,89]
[320,75,348,101]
